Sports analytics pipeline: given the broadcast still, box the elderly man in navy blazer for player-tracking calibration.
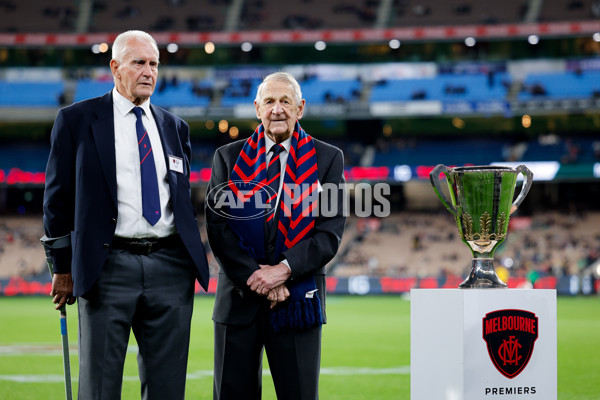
[43,30,209,399]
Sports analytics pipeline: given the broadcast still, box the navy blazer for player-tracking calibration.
[43,91,209,296]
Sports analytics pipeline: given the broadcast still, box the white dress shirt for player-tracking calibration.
[112,88,176,238]
[264,135,293,270]
[264,134,291,211]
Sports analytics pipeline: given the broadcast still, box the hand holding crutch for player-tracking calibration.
[40,234,74,400]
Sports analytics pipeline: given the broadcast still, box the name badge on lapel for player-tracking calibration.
[169,155,183,173]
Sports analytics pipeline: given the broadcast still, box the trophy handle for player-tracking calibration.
[511,165,534,214]
[429,164,457,216]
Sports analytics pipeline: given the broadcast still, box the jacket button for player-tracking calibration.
[103,243,110,250]
[111,218,117,224]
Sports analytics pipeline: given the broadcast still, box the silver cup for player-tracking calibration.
[430,164,533,288]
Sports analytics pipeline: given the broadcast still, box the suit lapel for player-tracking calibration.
[91,92,118,208]
[151,104,178,206]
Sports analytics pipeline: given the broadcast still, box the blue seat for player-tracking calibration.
[221,78,261,107]
[73,80,113,102]
[518,71,600,100]
[300,78,361,104]
[373,139,506,167]
[74,80,212,107]
[370,73,509,103]
[0,81,64,106]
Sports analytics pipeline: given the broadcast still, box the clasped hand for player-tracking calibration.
[247,263,291,309]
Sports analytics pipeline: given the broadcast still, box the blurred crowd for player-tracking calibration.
[3,209,599,284]
[330,210,600,282]
[0,216,47,278]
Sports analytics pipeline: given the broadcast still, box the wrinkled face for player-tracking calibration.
[110,38,159,105]
[255,80,305,143]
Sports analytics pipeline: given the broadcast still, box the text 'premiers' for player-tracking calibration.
[485,387,537,396]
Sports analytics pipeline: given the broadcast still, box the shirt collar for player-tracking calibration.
[112,87,152,117]
[264,134,292,154]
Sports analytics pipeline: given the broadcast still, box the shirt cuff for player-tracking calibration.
[281,259,292,272]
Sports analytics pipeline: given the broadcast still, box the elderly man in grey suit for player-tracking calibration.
[206,72,346,399]
[43,30,209,399]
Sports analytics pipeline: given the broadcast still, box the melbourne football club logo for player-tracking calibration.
[482,309,539,379]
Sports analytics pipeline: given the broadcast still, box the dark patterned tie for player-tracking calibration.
[265,143,284,228]
[132,107,161,226]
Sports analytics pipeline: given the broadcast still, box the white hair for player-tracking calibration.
[255,72,303,106]
[111,30,159,62]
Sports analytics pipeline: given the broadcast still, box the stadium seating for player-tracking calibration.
[0,0,542,34]
[0,145,49,171]
[220,78,261,106]
[370,72,510,103]
[518,71,600,100]
[539,0,598,22]
[0,0,76,33]
[0,81,64,106]
[1,0,600,292]
[333,210,600,279]
[521,137,597,163]
[88,0,229,33]
[74,79,212,107]
[73,80,113,102]
[373,138,507,167]
[239,0,378,30]
[5,210,599,281]
[300,78,362,104]
[389,0,529,26]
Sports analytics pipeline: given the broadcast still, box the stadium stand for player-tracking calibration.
[0,216,46,278]
[389,0,529,26]
[518,70,600,100]
[297,77,362,104]
[370,72,510,102]
[220,77,262,106]
[0,214,218,280]
[72,79,113,102]
[4,210,599,283]
[88,0,230,33]
[539,0,600,21]
[0,81,64,106]
[332,210,600,280]
[1,0,600,290]
[239,0,379,30]
[372,138,508,167]
[74,78,213,107]
[2,0,576,35]
[0,0,77,33]
[0,146,49,172]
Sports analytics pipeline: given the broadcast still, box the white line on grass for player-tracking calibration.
[0,344,138,356]
[0,366,410,383]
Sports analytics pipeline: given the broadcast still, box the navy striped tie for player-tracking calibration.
[133,107,161,226]
[265,143,284,228]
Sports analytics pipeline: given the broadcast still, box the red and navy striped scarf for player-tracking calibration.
[227,122,323,332]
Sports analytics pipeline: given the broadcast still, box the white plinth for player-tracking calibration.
[410,289,556,400]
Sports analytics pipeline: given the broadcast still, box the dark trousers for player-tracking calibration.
[213,305,322,400]
[77,244,196,400]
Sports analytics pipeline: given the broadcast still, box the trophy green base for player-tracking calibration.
[459,258,508,289]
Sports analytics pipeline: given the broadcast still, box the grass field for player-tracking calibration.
[0,295,598,399]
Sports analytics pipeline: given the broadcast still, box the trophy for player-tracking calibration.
[429,164,533,288]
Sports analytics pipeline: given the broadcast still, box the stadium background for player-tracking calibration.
[1,0,599,296]
[1,1,600,399]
